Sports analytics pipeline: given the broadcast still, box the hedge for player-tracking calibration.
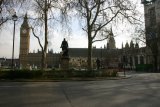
[0,69,118,80]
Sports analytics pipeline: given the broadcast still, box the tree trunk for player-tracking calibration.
[153,54,158,72]
[41,50,44,69]
[88,33,92,71]
[41,0,48,70]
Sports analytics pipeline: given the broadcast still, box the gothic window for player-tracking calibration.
[130,57,133,66]
[149,7,156,26]
[134,56,138,65]
[140,56,144,64]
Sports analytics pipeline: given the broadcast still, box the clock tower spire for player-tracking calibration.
[19,13,30,68]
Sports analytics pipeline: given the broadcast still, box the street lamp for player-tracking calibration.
[11,12,18,69]
[101,46,102,68]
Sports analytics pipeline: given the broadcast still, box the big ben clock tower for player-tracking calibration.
[19,14,30,68]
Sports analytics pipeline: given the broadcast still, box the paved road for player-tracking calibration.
[0,72,160,107]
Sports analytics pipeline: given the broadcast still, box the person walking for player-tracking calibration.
[96,58,100,70]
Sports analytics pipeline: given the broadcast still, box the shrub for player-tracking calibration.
[0,68,118,80]
[101,69,118,77]
[0,70,43,79]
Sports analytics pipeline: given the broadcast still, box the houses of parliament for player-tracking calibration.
[0,0,159,70]
[18,14,151,69]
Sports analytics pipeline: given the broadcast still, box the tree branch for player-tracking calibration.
[91,10,120,40]
[92,36,109,43]
[91,0,101,27]
[0,18,8,26]
[31,27,44,51]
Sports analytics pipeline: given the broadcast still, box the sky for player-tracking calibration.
[0,0,144,58]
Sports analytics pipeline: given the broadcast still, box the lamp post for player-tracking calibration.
[123,49,127,77]
[101,46,102,68]
[11,12,18,69]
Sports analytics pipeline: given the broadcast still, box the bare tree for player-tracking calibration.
[67,0,141,70]
[0,0,26,28]
[27,0,67,70]
[133,23,146,44]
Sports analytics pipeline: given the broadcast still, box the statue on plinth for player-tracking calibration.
[60,38,69,70]
[60,38,69,57]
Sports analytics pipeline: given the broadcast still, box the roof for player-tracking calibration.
[69,48,121,58]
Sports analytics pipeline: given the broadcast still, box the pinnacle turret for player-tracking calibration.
[21,13,29,28]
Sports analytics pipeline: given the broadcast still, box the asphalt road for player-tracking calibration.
[0,72,160,107]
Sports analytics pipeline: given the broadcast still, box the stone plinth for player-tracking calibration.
[61,56,69,70]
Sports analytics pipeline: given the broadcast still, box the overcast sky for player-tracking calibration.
[0,0,144,58]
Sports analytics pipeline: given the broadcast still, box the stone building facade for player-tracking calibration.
[19,14,147,70]
[69,33,148,70]
[142,0,160,70]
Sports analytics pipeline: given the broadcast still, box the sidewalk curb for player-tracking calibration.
[0,76,132,82]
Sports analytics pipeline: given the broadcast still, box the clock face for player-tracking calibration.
[22,29,27,34]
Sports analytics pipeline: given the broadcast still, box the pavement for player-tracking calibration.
[0,71,160,107]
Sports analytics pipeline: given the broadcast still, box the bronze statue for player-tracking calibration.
[60,38,68,57]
